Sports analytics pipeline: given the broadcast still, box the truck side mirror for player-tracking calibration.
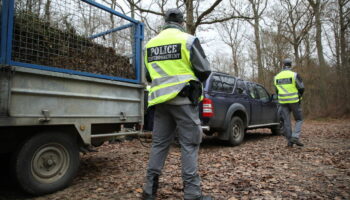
[237,88,243,94]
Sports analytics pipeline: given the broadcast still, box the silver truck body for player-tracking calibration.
[0,65,144,145]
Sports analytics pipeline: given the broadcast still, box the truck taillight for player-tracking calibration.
[202,98,214,117]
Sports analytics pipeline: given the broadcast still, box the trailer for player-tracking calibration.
[0,0,144,195]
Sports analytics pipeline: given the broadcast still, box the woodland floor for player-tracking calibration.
[0,119,349,200]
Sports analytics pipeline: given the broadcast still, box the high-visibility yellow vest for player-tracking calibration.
[274,70,299,104]
[145,28,200,107]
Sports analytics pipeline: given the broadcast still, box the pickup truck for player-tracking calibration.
[0,0,144,195]
[200,72,283,146]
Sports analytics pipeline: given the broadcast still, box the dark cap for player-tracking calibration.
[283,58,292,67]
[164,8,184,23]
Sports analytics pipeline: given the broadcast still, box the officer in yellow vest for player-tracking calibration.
[142,8,212,200]
[274,59,305,147]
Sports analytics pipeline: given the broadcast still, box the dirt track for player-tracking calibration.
[0,120,349,200]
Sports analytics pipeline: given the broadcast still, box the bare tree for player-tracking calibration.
[217,19,246,77]
[308,0,329,107]
[102,0,118,48]
[210,54,232,74]
[332,0,350,112]
[308,0,328,67]
[77,1,101,36]
[277,0,313,67]
[260,28,291,74]
[125,0,252,34]
[232,0,268,84]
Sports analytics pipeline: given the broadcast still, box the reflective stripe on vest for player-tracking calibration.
[278,97,299,102]
[145,28,200,107]
[151,63,168,76]
[151,74,195,88]
[149,82,188,105]
[274,70,299,104]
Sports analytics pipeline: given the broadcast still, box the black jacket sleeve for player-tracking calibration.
[295,73,304,97]
[145,67,152,83]
[190,38,211,83]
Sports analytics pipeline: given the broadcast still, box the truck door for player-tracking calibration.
[255,84,277,124]
[246,83,262,125]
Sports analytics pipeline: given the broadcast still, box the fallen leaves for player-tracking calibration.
[0,120,349,200]
[135,188,143,193]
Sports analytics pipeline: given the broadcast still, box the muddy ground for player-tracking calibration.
[0,119,349,200]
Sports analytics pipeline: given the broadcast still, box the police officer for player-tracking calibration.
[274,59,305,147]
[142,8,212,200]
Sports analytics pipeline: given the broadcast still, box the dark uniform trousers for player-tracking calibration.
[280,102,303,141]
[144,103,202,199]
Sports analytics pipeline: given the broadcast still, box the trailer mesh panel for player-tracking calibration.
[12,0,136,79]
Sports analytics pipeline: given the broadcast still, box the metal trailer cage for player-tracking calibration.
[0,0,144,83]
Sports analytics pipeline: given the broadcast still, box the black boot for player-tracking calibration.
[185,195,214,200]
[142,175,159,200]
[291,137,304,146]
[142,192,156,200]
[287,141,294,147]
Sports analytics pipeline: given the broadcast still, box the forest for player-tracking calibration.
[16,0,350,118]
[121,0,350,118]
[0,1,349,200]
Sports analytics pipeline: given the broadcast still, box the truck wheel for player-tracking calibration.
[13,132,80,195]
[271,115,285,136]
[227,117,245,146]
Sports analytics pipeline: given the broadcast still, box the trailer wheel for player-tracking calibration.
[227,116,245,146]
[13,132,80,195]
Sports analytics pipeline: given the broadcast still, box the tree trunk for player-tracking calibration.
[185,0,195,34]
[309,0,328,109]
[44,0,51,22]
[252,3,264,85]
[232,48,239,77]
[293,42,300,68]
[338,0,350,112]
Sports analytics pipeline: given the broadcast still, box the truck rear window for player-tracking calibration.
[211,75,235,93]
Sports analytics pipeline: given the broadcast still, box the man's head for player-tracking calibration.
[164,8,184,24]
[283,58,292,69]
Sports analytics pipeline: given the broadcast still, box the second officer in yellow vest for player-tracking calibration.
[142,8,212,200]
[274,59,305,147]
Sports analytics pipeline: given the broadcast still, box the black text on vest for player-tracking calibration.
[147,44,182,62]
[276,78,292,85]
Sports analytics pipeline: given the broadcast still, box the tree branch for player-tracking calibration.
[194,0,223,28]
[200,15,254,25]
[126,0,164,16]
[231,1,254,26]
[258,0,268,18]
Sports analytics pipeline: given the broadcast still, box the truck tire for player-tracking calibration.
[227,117,245,146]
[271,114,285,136]
[13,132,80,195]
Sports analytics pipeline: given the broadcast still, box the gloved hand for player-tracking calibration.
[188,80,202,106]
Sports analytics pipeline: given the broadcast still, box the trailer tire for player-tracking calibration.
[227,116,245,146]
[13,132,80,195]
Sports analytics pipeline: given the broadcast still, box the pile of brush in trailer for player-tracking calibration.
[12,11,135,79]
